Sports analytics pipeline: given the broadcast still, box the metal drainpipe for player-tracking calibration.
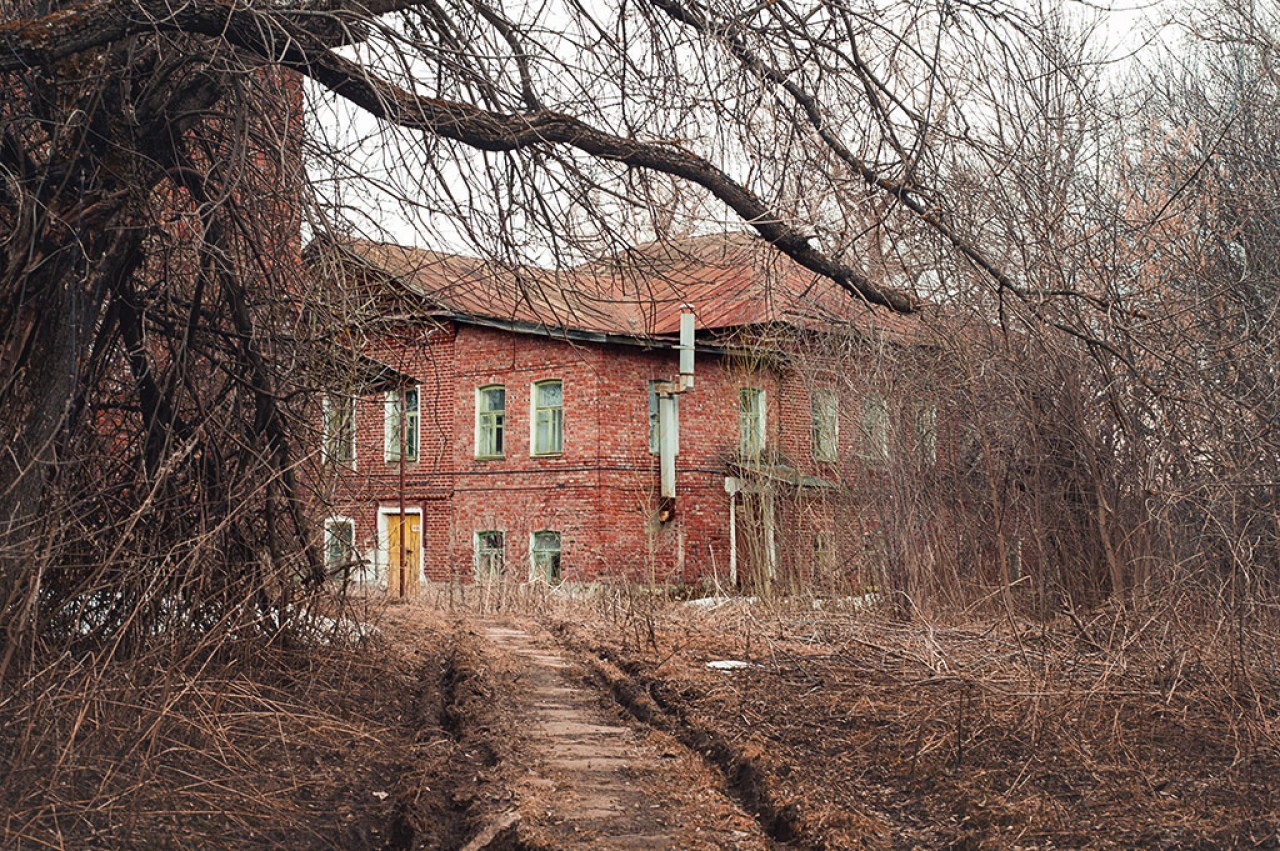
[399,390,406,598]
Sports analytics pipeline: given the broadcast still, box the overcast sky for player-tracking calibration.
[304,0,1185,260]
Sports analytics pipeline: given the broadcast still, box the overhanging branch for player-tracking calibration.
[0,0,921,313]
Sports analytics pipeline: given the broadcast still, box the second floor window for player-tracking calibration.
[533,380,563,455]
[739,387,766,458]
[476,385,505,458]
[811,387,838,462]
[860,394,890,463]
[322,394,356,466]
[384,386,419,463]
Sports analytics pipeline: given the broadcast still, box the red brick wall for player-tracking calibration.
[321,320,945,589]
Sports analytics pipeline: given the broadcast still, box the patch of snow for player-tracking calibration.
[706,660,759,672]
[683,595,759,610]
[812,593,881,610]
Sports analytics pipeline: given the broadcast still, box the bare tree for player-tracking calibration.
[1,0,1048,667]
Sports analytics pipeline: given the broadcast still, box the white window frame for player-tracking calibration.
[530,530,562,584]
[531,379,564,456]
[811,387,839,463]
[322,393,357,467]
[475,384,506,459]
[384,385,420,463]
[323,515,358,577]
[739,387,766,458]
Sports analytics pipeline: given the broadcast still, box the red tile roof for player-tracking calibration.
[310,232,928,341]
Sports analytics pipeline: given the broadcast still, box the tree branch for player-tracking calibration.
[0,0,921,313]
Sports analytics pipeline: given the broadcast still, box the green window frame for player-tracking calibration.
[385,385,419,463]
[532,380,563,456]
[738,387,766,458]
[531,531,562,583]
[476,385,506,459]
[811,387,838,462]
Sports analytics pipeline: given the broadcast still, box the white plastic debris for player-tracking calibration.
[705,660,759,671]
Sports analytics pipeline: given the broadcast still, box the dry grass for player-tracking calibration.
[0,600,467,850]
[545,585,1280,848]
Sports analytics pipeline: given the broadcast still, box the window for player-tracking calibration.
[322,394,356,465]
[811,387,838,462]
[384,385,420,463]
[813,530,837,578]
[914,401,937,464]
[739,387,766,458]
[475,531,505,579]
[324,517,357,576]
[859,394,889,463]
[648,380,679,456]
[532,380,563,455]
[531,531,562,583]
[476,385,506,458]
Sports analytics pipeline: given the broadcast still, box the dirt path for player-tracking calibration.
[477,618,772,850]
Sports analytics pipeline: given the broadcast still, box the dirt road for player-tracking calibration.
[474,618,771,850]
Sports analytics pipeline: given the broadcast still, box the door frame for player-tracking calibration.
[377,505,424,591]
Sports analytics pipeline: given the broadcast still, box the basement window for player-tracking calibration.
[475,530,505,579]
[811,387,839,463]
[384,385,420,463]
[476,385,506,459]
[739,387,766,458]
[322,394,356,466]
[859,394,890,463]
[531,531,562,583]
[532,380,563,456]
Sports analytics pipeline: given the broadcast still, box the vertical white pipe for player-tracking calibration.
[679,309,695,389]
[728,489,738,588]
[659,393,677,498]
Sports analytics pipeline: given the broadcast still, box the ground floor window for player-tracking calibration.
[813,529,837,579]
[531,531,562,583]
[475,530,505,579]
[324,517,357,577]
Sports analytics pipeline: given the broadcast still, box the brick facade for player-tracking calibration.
[312,234,945,593]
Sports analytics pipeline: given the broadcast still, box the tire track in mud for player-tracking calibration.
[547,628,820,850]
[592,654,808,846]
[382,623,523,851]
[477,618,771,850]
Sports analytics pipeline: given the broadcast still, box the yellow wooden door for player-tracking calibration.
[386,513,422,598]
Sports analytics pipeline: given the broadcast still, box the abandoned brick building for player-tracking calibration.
[308,233,943,595]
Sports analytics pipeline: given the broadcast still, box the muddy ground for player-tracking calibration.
[6,591,1279,849]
